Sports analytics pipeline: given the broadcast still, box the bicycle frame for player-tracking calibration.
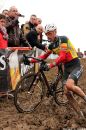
[28,65,63,95]
[28,67,50,91]
[14,55,68,113]
[23,54,64,94]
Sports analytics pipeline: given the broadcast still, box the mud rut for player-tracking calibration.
[0,59,86,130]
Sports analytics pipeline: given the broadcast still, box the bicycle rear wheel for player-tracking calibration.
[54,78,68,105]
[14,73,45,113]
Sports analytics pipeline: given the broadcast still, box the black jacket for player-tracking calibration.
[6,17,20,47]
[26,29,45,50]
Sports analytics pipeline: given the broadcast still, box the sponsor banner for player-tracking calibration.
[0,50,9,92]
[9,50,21,90]
[0,48,34,91]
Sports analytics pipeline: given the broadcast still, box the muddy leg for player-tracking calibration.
[66,91,84,118]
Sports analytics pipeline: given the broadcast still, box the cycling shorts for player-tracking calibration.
[63,65,83,85]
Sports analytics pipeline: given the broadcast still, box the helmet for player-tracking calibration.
[44,23,57,33]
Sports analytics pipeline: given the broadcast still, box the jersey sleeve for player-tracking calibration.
[49,50,66,68]
[31,50,52,63]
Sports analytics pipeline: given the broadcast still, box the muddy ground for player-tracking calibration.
[0,58,86,130]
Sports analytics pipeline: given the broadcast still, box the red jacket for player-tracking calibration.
[0,33,8,49]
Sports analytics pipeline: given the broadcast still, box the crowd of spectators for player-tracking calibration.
[0,6,46,50]
[1,6,86,56]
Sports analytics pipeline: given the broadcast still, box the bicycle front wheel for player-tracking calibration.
[14,73,45,113]
[54,78,68,106]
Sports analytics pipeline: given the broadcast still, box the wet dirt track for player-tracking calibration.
[0,58,86,130]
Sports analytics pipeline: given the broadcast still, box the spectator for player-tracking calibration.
[0,14,9,97]
[2,9,8,17]
[22,14,37,36]
[26,24,46,50]
[77,48,83,58]
[0,14,8,49]
[35,18,43,43]
[21,14,39,47]
[36,18,42,25]
[83,51,86,58]
[20,24,31,47]
[6,6,21,47]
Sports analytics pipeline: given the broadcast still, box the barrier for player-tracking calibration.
[0,47,34,91]
[0,50,9,92]
[8,47,32,51]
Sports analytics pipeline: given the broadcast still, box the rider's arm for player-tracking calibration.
[31,50,52,63]
[48,50,66,68]
[38,50,52,59]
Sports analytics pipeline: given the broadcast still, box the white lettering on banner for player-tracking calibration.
[21,63,29,76]
[21,63,34,76]
[0,55,6,70]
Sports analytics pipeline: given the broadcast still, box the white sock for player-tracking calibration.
[80,111,84,118]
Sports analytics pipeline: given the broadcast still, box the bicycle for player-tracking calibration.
[14,54,68,113]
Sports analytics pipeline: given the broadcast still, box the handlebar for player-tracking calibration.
[23,54,46,63]
[23,54,63,73]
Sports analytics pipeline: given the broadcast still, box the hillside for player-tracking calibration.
[0,58,86,130]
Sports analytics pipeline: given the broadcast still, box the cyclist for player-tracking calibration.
[29,23,86,118]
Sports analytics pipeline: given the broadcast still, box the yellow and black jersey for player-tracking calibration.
[32,36,80,69]
[48,36,78,62]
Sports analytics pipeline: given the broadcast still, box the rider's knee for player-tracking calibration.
[66,79,74,90]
